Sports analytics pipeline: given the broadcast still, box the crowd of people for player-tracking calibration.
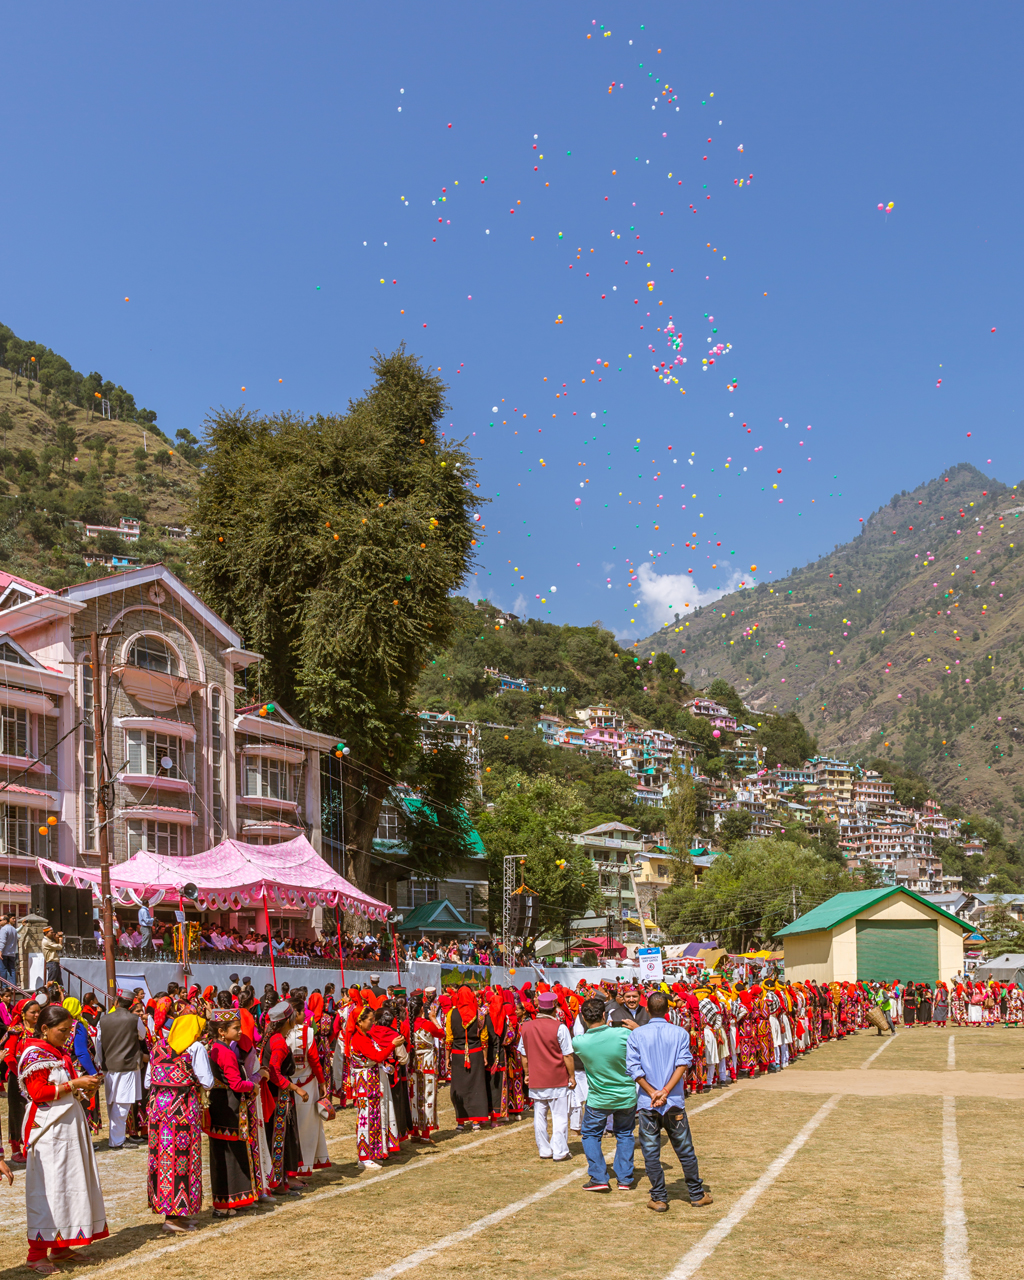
[0,966,1016,1270]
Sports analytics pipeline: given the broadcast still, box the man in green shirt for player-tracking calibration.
[571,997,638,1192]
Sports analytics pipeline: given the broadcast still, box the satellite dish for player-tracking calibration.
[181,883,199,902]
[160,756,175,771]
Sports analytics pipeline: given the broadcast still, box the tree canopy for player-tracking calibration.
[475,772,600,935]
[190,348,481,889]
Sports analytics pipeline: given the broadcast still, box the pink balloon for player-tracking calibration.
[574,498,581,506]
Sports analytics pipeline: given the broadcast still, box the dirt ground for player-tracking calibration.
[0,1025,1019,1280]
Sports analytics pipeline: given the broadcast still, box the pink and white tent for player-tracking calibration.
[36,833,389,921]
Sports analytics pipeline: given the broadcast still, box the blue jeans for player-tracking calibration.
[580,1104,636,1185]
[0,956,14,985]
[639,1107,705,1203]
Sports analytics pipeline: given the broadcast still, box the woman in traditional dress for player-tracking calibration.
[967,983,984,1027]
[206,1011,267,1217]
[933,983,949,1027]
[20,1004,106,1274]
[349,1005,399,1169]
[60,998,100,1136]
[732,984,755,1077]
[982,982,998,1026]
[446,986,491,1129]
[485,988,521,1123]
[917,983,933,1025]
[6,998,43,1163]
[259,1002,306,1195]
[1006,983,1024,1027]
[407,990,443,1143]
[950,980,966,1026]
[147,1012,211,1233]
[285,997,333,1177]
[903,983,919,1027]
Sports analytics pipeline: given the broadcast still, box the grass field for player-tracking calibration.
[0,1025,1020,1279]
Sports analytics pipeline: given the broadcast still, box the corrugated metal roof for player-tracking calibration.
[776,886,973,937]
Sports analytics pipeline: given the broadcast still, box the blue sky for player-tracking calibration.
[2,3,1021,639]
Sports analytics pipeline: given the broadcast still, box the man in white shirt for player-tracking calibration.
[518,992,576,1161]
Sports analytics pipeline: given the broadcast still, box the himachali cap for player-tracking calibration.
[537,992,558,1010]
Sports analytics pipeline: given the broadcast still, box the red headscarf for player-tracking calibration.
[489,988,506,1036]
[307,993,324,1022]
[455,985,479,1029]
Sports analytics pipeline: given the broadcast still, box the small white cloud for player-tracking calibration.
[513,593,527,616]
[635,564,748,629]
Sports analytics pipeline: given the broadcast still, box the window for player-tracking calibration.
[244,757,290,800]
[0,640,33,666]
[0,707,28,758]
[464,886,474,924]
[211,690,223,842]
[128,636,173,674]
[396,878,439,909]
[0,807,40,858]
[375,804,401,841]
[126,730,182,777]
[127,820,181,857]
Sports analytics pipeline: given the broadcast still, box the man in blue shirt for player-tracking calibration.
[0,914,18,985]
[626,990,712,1212]
[137,900,154,953]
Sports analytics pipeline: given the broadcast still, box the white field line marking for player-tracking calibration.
[862,1033,898,1067]
[359,1168,585,1280]
[688,1086,742,1116]
[947,1035,956,1070]
[942,1095,971,1280]
[86,1123,522,1277]
[85,1092,741,1277]
[662,1094,842,1280]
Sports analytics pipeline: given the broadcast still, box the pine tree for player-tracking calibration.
[190,347,482,892]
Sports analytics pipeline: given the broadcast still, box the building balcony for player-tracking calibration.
[118,804,198,826]
[121,773,192,794]
[113,665,204,714]
[237,793,299,813]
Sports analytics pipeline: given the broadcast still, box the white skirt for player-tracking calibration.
[26,1099,107,1245]
[293,1076,330,1174]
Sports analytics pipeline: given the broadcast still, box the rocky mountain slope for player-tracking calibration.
[639,463,1024,829]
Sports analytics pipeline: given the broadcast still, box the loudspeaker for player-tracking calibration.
[508,889,538,936]
[30,883,62,929]
[30,885,93,938]
[61,888,93,940]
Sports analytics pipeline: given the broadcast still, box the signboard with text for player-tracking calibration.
[637,947,664,982]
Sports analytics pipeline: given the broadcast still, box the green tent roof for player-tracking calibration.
[401,795,486,858]
[395,898,488,935]
[775,887,973,937]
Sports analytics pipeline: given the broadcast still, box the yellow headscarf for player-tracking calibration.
[62,996,83,1020]
[167,1014,205,1054]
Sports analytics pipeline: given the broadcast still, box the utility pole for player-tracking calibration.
[624,855,648,946]
[90,632,116,1007]
[791,885,799,923]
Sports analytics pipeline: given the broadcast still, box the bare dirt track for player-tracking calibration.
[0,1025,1019,1280]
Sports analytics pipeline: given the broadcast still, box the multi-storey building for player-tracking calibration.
[852,770,894,810]
[416,711,482,788]
[689,697,737,731]
[0,563,350,937]
[372,788,489,927]
[570,822,642,925]
[806,757,855,806]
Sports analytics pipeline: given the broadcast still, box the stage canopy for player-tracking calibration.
[36,834,389,921]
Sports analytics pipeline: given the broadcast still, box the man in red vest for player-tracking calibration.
[518,992,576,1161]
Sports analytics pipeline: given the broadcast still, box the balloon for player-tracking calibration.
[712,729,721,738]
[574,498,581,506]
